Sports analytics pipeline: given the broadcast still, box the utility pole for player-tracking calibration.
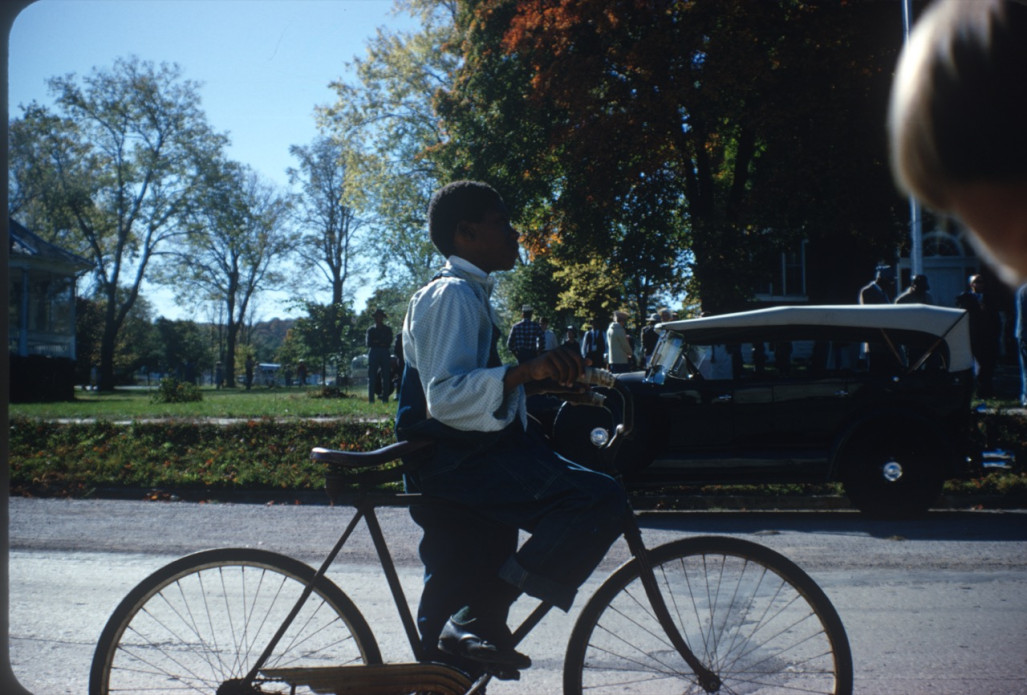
[903,0,924,277]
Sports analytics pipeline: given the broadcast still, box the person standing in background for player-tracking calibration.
[1016,283,1027,407]
[580,320,606,369]
[366,308,394,403]
[507,306,545,363]
[895,274,935,304]
[539,317,559,353]
[859,265,896,305]
[641,313,661,367]
[606,310,634,373]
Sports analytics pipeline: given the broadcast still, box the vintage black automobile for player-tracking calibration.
[546,305,977,517]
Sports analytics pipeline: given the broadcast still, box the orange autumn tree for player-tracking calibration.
[435,0,907,312]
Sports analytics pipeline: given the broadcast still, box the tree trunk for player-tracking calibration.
[98,327,117,392]
[97,296,120,392]
[224,325,237,388]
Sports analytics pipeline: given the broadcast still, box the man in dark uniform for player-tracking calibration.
[859,265,897,373]
[859,265,896,305]
[366,308,394,402]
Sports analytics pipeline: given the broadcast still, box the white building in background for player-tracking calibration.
[8,217,91,359]
[897,218,985,309]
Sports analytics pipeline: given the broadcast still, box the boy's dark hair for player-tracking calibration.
[427,180,504,257]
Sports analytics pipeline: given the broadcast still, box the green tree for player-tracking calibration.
[247,318,295,363]
[503,254,568,328]
[290,302,357,386]
[74,297,104,386]
[274,327,305,378]
[74,294,160,386]
[436,1,906,311]
[288,136,365,305]
[552,257,626,326]
[9,56,227,390]
[167,160,296,387]
[153,318,209,383]
[320,0,457,292]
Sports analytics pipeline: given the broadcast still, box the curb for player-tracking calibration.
[630,493,1026,512]
[46,486,1025,512]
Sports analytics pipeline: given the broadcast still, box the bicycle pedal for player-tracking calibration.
[486,665,521,681]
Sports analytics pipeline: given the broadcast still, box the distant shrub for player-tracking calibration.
[308,385,351,400]
[152,377,203,404]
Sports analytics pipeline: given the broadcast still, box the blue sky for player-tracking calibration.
[9,0,418,319]
[10,0,415,187]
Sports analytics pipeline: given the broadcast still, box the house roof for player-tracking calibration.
[8,217,92,273]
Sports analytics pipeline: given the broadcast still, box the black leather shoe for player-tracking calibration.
[437,616,531,670]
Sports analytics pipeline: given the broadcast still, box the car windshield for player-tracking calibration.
[647,333,684,384]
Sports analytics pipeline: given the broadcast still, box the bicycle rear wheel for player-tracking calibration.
[90,548,381,694]
[564,536,852,695]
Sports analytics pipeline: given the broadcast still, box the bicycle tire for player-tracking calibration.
[89,547,382,695]
[564,536,853,695]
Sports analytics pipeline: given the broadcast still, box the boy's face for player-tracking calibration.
[456,203,520,273]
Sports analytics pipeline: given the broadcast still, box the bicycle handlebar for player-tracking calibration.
[578,366,618,388]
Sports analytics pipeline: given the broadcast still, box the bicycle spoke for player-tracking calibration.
[93,550,379,695]
[566,537,851,695]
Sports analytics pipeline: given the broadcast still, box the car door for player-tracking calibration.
[771,339,857,474]
[647,343,737,477]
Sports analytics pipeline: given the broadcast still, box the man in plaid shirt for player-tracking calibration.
[506,306,545,363]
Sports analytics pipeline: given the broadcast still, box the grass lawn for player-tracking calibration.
[9,385,398,421]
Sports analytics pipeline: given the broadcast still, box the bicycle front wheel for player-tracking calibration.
[90,548,382,694]
[564,536,852,695]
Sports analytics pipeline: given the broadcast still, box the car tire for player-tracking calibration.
[840,424,945,518]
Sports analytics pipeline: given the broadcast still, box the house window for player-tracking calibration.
[922,231,964,257]
[27,271,74,335]
[754,242,808,302]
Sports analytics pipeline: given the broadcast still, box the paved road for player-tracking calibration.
[6,497,1027,694]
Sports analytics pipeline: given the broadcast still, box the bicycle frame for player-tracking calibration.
[244,488,720,694]
[244,491,558,685]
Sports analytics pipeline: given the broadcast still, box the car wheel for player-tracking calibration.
[840,427,944,518]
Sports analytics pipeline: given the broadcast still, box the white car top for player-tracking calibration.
[659,305,973,373]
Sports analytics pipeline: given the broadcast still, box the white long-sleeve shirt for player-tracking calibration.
[402,256,526,432]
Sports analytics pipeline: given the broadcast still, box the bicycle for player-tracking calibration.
[90,369,853,695]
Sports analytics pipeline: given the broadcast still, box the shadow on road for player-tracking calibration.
[636,509,1027,542]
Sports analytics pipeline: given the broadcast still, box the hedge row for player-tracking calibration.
[8,417,394,498]
[8,412,1027,500]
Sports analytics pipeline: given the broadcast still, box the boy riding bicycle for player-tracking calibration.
[395,180,626,679]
